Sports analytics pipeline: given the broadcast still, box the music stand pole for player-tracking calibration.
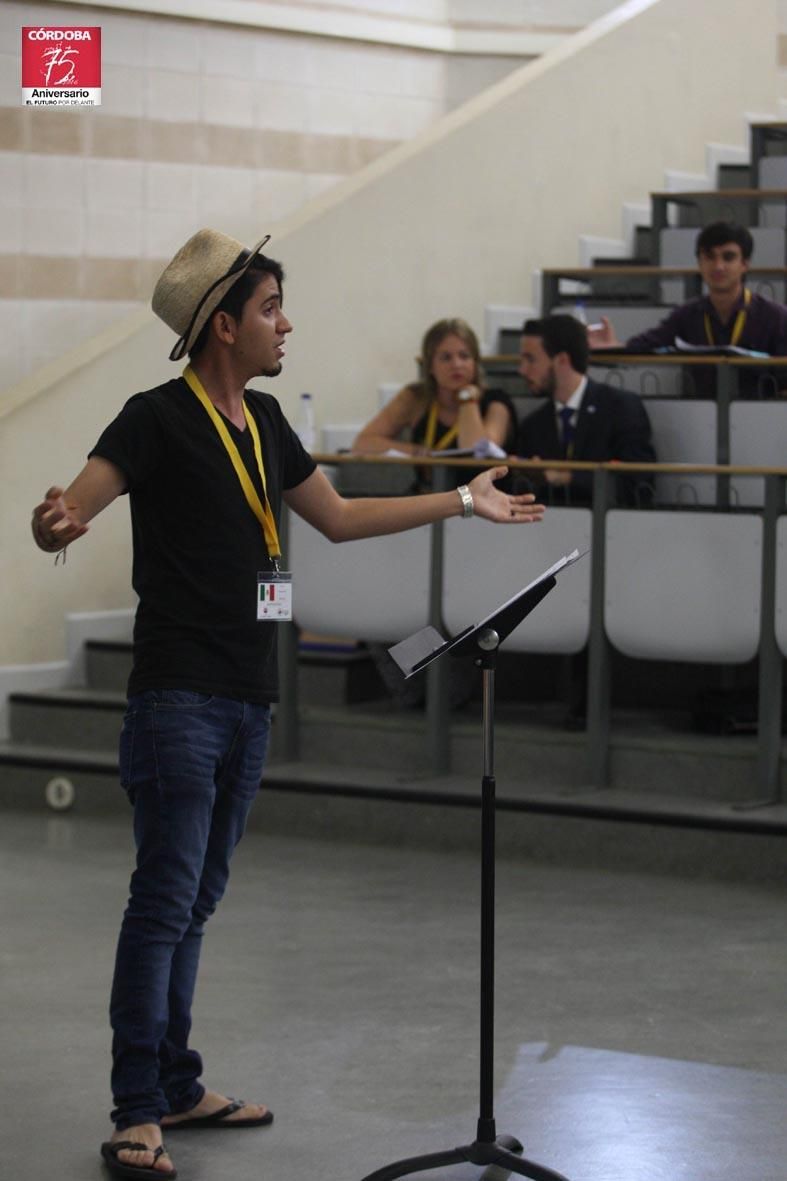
[360,554,582,1181]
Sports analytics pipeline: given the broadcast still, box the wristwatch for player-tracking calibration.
[457,387,479,403]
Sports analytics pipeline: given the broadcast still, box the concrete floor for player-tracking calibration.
[2,807,786,1181]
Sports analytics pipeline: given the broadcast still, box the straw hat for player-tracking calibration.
[152,228,271,361]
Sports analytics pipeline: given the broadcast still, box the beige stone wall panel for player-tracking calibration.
[90,114,146,160]
[0,108,27,152]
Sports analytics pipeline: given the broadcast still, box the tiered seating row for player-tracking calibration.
[283,467,786,798]
[489,366,787,508]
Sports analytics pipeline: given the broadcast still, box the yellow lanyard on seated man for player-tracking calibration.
[704,287,751,347]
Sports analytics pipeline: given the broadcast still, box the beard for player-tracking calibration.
[260,362,282,378]
[527,367,556,399]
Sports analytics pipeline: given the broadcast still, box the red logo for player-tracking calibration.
[22,27,101,106]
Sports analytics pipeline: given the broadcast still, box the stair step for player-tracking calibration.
[718,162,752,188]
[85,639,133,692]
[298,646,387,706]
[0,740,120,812]
[9,688,126,750]
[2,736,784,869]
[292,704,785,805]
[592,256,652,267]
[262,760,787,835]
[584,258,659,302]
[0,739,118,772]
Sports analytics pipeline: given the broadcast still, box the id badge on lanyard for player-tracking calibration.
[257,570,293,621]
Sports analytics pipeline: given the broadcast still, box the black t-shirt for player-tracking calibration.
[90,377,316,703]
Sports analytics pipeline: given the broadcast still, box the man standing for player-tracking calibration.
[31,229,544,1180]
[588,221,787,397]
[516,314,655,507]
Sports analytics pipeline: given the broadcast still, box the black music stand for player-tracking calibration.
[360,550,584,1181]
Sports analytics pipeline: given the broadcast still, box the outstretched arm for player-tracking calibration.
[284,465,544,543]
[31,456,127,553]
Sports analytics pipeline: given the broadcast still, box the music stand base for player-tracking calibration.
[361,1132,571,1181]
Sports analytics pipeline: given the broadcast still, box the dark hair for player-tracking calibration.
[521,314,589,374]
[420,317,483,397]
[189,254,285,358]
[695,221,753,261]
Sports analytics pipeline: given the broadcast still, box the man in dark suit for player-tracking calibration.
[515,315,656,506]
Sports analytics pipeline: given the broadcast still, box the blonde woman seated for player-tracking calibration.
[352,318,516,487]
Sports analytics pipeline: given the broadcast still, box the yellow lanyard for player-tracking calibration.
[704,287,750,347]
[423,400,459,451]
[182,365,281,563]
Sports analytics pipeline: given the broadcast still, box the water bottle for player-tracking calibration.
[573,300,588,326]
[295,392,316,451]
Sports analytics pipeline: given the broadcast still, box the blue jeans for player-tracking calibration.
[109,689,271,1130]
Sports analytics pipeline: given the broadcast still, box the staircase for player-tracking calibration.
[0,640,130,812]
[1,629,785,881]
[484,110,787,348]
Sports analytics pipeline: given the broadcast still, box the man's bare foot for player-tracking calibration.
[109,1124,175,1173]
[162,1090,270,1127]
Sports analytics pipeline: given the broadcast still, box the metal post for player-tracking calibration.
[754,474,785,803]
[276,504,300,761]
[426,465,450,773]
[750,124,764,189]
[716,364,733,509]
[586,468,611,786]
[650,196,668,263]
[542,271,560,313]
[478,662,496,1143]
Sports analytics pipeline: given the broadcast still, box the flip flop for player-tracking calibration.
[100,1140,177,1179]
[163,1098,273,1131]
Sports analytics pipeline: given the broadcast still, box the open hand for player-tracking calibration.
[468,467,545,523]
[586,315,620,349]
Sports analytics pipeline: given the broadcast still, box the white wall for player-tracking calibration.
[1,0,537,388]
[273,0,779,416]
[0,0,780,669]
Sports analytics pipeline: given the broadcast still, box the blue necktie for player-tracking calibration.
[559,406,575,457]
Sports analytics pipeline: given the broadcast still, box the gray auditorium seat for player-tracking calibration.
[604,511,762,662]
[643,399,717,506]
[776,516,787,659]
[288,513,432,642]
[442,511,591,654]
[758,157,787,188]
[589,362,683,397]
[745,275,787,302]
[757,159,787,229]
[729,402,787,507]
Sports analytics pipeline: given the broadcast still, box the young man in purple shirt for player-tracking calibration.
[588,221,787,397]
